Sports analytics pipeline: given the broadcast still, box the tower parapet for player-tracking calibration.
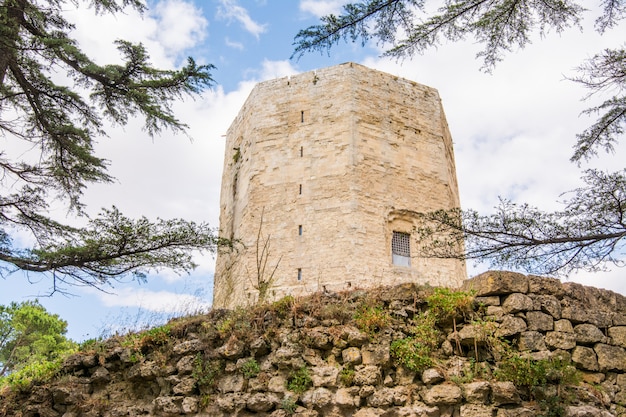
[214,63,466,309]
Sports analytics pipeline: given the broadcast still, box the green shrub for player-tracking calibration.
[354,303,391,336]
[390,337,433,372]
[287,366,312,394]
[0,358,63,391]
[339,366,355,386]
[193,354,224,390]
[281,396,298,414]
[495,355,580,392]
[426,288,475,324]
[240,358,260,378]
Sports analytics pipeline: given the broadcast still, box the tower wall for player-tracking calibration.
[214,63,466,309]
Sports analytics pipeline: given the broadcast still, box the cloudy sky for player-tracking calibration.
[1,0,624,341]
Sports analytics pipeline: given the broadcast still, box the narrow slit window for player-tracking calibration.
[300,146,303,157]
[392,231,411,267]
[299,184,302,195]
[298,225,303,235]
[301,111,304,122]
[297,269,302,281]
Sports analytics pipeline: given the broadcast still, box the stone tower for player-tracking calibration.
[213,63,466,309]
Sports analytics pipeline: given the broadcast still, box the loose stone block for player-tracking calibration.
[572,346,599,371]
[608,326,626,348]
[342,347,362,366]
[462,271,529,296]
[526,311,554,332]
[595,343,626,372]
[422,383,463,405]
[502,293,534,314]
[545,331,577,350]
[517,331,547,352]
[574,324,606,345]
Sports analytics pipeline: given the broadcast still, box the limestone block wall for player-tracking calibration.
[214,63,467,309]
[4,272,626,417]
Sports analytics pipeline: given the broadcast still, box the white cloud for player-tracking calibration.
[97,288,211,314]
[65,0,209,68]
[258,59,300,80]
[151,0,208,57]
[225,37,245,50]
[299,0,346,17]
[217,0,268,39]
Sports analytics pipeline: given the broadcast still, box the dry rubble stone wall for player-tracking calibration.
[3,271,626,417]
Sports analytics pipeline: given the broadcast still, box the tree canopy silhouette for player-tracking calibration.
[0,0,222,292]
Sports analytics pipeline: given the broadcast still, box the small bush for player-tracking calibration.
[193,354,224,391]
[339,366,355,386]
[426,288,475,324]
[240,358,260,379]
[354,303,391,336]
[0,359,63,391]
[281,396,298,414]
[287,366,312,394]
[390,337,433,372]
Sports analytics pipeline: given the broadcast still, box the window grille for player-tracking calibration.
[392,231,411,266]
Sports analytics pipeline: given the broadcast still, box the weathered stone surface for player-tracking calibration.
[475,296,500,306]
[268,375,287,393]
[362,343,391,366]
[214,63,466,309]
[545,331,577,350]
[173,376,197,395]
[305,328,333,350]
[457,324,486,346]
[311,365,339,388]
[574,324,606,345]
[607,326,626,348]
[218,373,246,393]
[217,335,246,360]
[565,405,614,417]
[491,381,521,406]
[502,293,534,313]
[595,343,626,371]
[181,397,198,414]
[526,311,554,332]
[342,347,362,365]
[172,339,203,355]
[380,404,440,417]
[176,355,196,374]
[90,366,110,384]
[418,368,443,386]
[528,275,564,296]
[517,331,547,351]
[354,365,381,386]
[354,408,385,417]
[127,361,161,381]
[462,381,490,404]
[247,392,279,412]
[463,271,529,296]
[495,316,527,337]
[460,404,495,417]
[554,319,574,333]
[335,387,359,407]
[153,396,182,414]
[367,387,407,407]
[571,346,599,371]
[495,408,536,417]
[535,294,562,319]
[422,383,463,405]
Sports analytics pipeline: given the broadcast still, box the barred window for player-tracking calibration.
[392,231,411,267]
